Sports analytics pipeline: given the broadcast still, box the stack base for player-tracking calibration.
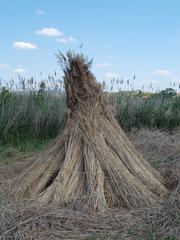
[15,103,167,212]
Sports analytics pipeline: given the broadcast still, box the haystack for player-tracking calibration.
[15,52,167,211]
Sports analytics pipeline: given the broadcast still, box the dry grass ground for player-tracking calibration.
[0,129,179,240]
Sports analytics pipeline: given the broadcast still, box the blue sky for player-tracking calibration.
[0,0,180,91]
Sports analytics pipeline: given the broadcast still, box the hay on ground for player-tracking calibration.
[14,51,168,211]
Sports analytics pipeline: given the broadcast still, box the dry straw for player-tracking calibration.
[15,51,167,211]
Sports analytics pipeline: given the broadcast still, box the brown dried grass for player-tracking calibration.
[0,129,179,239]
[13,52,167,211]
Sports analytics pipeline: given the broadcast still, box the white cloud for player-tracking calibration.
[13,68,26,74]
[56,38,68,43]
[68,36,76,42]
[56,36,77,43]
[153,69,173,76]
[0,62,10,69]
[36,9,45,15]
[106,72,119,78]
[36,28,63,37]
[13,41,37,49]
[96,63,111,67]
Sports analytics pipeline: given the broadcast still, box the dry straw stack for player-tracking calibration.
[15,52,167,211]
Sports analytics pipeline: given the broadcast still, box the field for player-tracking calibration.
[0,84,180,239]
[2,0,180,238]
[0,129,179,239]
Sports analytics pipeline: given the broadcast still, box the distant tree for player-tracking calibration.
[158,88,177,98]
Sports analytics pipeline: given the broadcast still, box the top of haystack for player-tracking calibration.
[57,51,102,111]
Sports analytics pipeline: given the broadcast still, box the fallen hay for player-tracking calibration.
[0,189,180,239]
[1,129,179,239]
[14,52,167,211]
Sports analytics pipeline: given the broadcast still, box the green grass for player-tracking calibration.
[115,93,180,131]
[0,79,180,149]
[0,88,66,146]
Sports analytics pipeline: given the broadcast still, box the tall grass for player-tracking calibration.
[115,92,180,131]
[0,87,66,147]
[0,78,180,148]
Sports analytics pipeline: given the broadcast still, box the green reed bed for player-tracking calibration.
[0,81,179,149]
